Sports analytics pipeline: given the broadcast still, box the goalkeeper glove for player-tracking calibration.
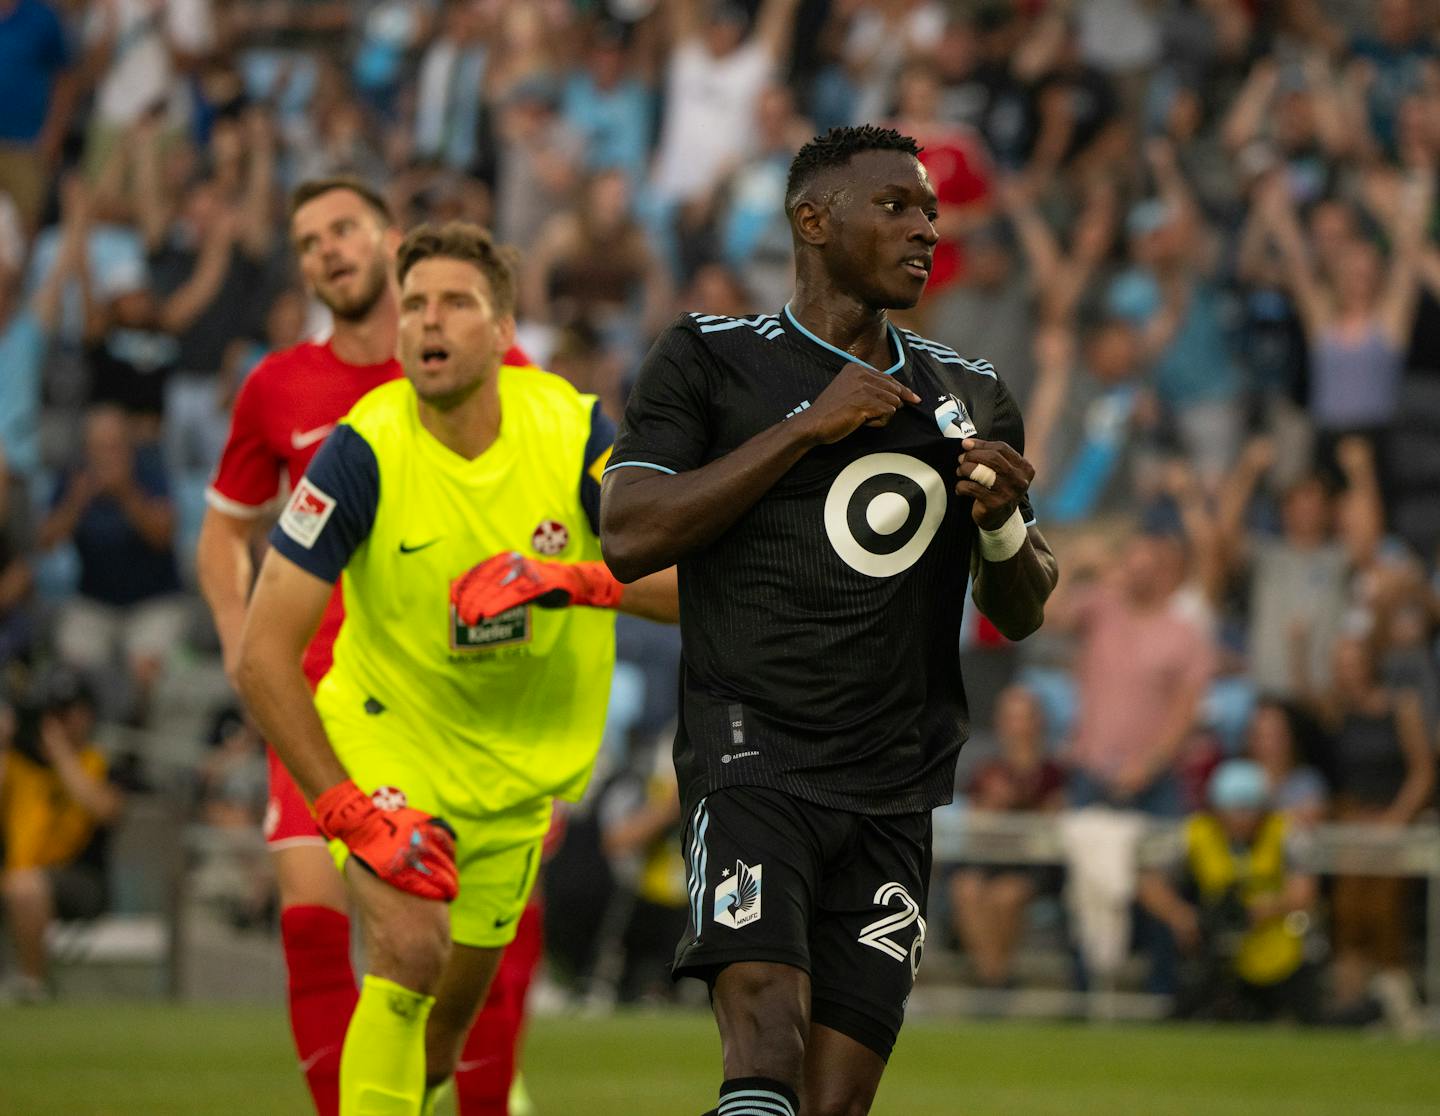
[451,552,623,624]
[314,779,458,902]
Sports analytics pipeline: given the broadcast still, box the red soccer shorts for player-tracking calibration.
[263,745,327,847]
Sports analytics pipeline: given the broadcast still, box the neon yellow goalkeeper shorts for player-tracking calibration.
[322,714,549,949]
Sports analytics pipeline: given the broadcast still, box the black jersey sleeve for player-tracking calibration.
[607,321,714,478]
[269,424,379,582]
[991,375,1037,527]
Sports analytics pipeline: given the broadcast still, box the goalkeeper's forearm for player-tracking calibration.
[236,555,350,802]
[615,566,680,623]
[237,637,348,803]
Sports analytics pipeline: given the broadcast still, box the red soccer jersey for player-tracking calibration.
[208,339,529,684]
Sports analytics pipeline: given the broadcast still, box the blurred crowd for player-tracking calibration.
[2,0,1440,1023]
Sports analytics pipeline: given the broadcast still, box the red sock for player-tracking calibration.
[281,905,358,1116]
[454,903,544,1116]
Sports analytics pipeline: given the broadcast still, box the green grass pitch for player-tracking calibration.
[1,1005,1437,1114]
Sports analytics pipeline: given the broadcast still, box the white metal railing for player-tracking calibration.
[932,810,1440,1004]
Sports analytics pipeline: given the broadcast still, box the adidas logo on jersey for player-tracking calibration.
[785,400,811,420]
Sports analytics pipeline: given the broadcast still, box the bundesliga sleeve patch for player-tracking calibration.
[279,477,338,550]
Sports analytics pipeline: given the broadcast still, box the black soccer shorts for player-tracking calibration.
[672,784,932,1060]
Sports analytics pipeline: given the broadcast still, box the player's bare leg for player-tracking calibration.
[423,943,506,1091]
[709,961,807,1114]
[801,1024,885,1116]
[276,843,350,913]
[342,859,451,1114]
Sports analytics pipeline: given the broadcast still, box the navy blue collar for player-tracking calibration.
[782,303,906,376]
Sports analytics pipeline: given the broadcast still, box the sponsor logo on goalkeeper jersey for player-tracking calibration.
[279,478,337,549]
[449,601,531,652]
[714,859,762,929]
[530,519,569,556]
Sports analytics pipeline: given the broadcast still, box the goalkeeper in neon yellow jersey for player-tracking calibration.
[238,221,677,1116]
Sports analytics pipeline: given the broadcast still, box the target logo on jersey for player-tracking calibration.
[824,452,947,578]
[531,519,570,556]
[370,786,409,811]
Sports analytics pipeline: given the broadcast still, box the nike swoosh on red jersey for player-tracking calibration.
[291,424,337,450]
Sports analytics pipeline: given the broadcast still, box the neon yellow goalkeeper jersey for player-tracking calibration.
[269,366,617,813]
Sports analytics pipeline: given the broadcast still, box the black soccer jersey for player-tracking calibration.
[608,306,1035,815]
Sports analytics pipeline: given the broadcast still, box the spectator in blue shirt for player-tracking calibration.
[562,22,654,190]
[38,406,187,726]
[0,0,76,232]
[0,173,88,540]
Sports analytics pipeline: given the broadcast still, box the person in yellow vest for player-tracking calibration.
[1138,758,1320,1022]
[0,667,126,1004]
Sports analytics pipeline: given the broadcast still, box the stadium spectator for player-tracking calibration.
[648,0,800,210]
[562,20,655,190]
[0,171,87,532]
[1053,532,1216,817]
[81,0,217,175]
[710,84,812,311]
[836,0,946,128]
[412,0,491,174]
[1293,632,1434,1021]
[0,667,125,1003]
[950,685,1063,990]
[520,168,671,355]
[1252,164,1432,471]
[1217,435,1384,697]
[493,75,583,253]
[600,742,686,1005]
[191,704,272,930]
[1137,759,1320,1023]
[890,61,994,332]
[0,0,77,234]
[39,406,186,726]
[1106,139,1243,487]
[144,154,277,483]
[1245,699,1329,830]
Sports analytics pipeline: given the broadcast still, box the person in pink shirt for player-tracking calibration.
[1052,532,1217,818]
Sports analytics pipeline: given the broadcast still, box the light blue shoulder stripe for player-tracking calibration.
[601,460,676,477]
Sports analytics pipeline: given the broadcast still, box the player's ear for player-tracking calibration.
[495,313,516,357]
[792,198,830,247]
[381,225,404,259]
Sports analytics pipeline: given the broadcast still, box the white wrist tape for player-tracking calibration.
[978,508,1027,563]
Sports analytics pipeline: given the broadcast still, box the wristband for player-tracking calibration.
[977,508,1027,563]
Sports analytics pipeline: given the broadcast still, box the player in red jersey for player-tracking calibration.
[196,177,538,1116]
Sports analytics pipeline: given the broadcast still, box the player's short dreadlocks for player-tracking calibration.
[784,125,923,218]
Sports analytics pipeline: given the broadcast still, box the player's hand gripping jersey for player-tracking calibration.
[269,367,618,816]
[609,308,1035,815]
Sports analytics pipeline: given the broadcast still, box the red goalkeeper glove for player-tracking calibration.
[450,552,623,624]
[314,780,458,902]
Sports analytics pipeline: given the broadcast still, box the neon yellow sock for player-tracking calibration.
[339,975,435,1115]
[509,1071,535,1116]
[419,1078,451,1116]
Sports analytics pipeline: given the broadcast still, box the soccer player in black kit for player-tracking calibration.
[600,126,1059,1116]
